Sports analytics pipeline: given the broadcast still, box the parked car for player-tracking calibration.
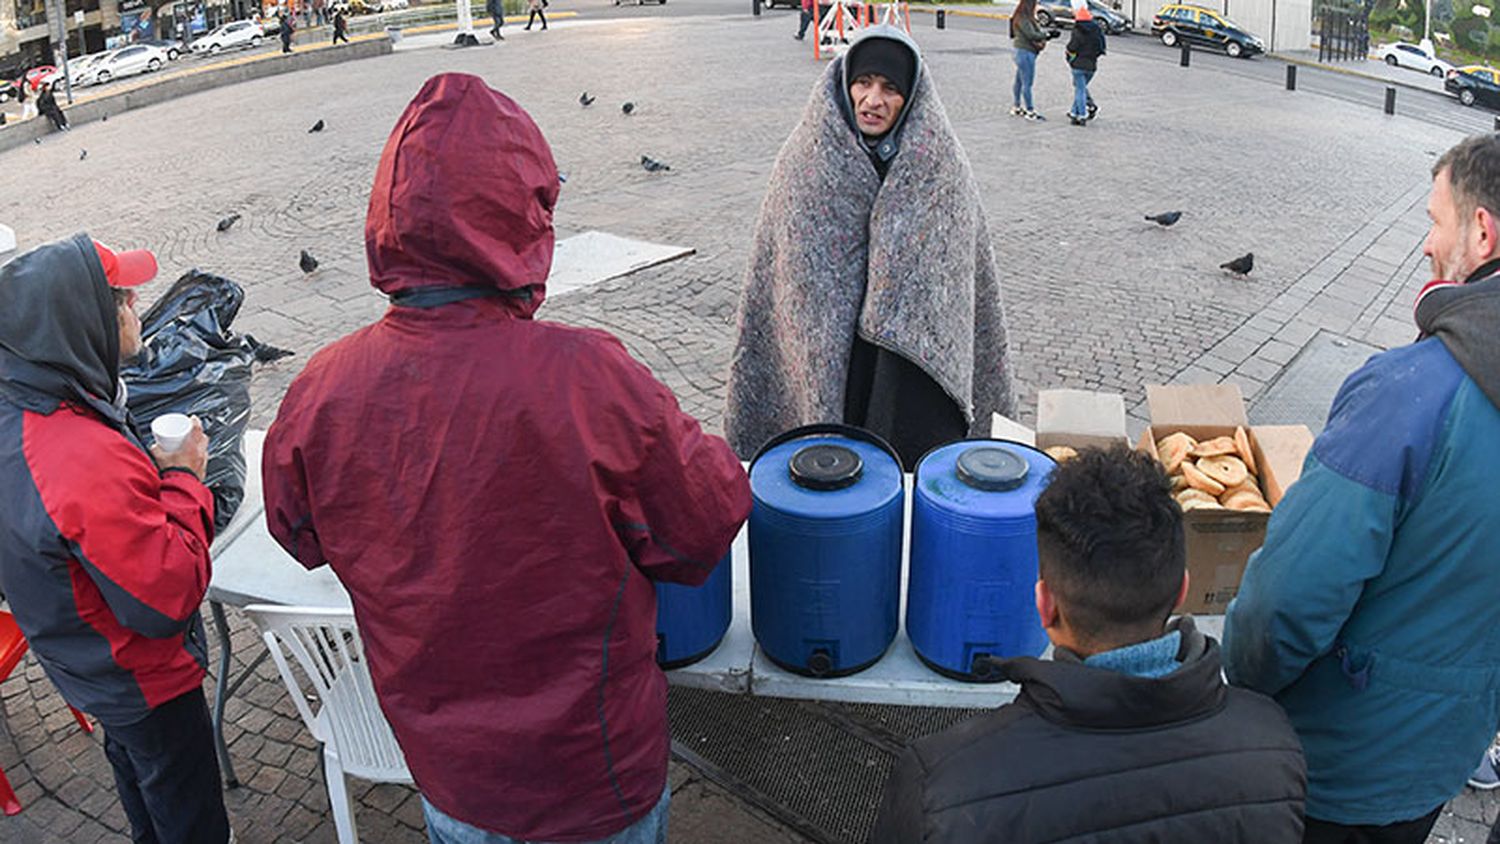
[65,51,116,87]
[0,66,56,102]
[0,79,16,104]
[190,20,265,54]
[1152,3,1264,57]
[1036,0,1132,34]
[139,37,186,60]
[88,44,169,84]
[1376,41,1452,77]
[1446,64,1500,109]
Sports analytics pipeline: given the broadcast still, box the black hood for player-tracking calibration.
[999,616,1227,730]
[1415,261,1500,409]
[839,25,924,170]
[0,233,123,410]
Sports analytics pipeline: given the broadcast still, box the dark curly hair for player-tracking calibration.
[1034,445,1186,644]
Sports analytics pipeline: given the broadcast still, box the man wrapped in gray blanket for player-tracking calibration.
[725,26,1015,469]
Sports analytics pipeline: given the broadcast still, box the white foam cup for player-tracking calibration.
[151,413,193,452]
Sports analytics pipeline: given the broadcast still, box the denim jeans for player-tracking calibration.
[1012,49,1037,110]
[797,8,813,37]
[423,783,670,844]
[1071,68,1095,118]
[102,688,231,844]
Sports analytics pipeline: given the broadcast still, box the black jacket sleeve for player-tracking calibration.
[870,747,929,843]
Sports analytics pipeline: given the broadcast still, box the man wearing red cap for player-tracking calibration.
[0,234,229,843]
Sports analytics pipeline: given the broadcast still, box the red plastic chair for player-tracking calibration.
[0,610,93,816]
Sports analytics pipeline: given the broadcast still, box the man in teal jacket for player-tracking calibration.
[1224,132,1500,843]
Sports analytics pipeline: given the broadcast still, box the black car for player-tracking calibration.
[1446,65,1500,109]
[1151,3,1264,57]
[1036,0,1133,34]
[0,79,17,104]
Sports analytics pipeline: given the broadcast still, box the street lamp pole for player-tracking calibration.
[45,0,74,103]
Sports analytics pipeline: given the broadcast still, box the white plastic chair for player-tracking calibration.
[244,605,412,844]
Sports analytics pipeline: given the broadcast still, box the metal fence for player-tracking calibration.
[1317,7,1370,62]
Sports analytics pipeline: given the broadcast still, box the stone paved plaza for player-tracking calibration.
[0,5,1497,841]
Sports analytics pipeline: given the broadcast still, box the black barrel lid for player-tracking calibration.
[790,444,863,491]
[956,446,1029,492]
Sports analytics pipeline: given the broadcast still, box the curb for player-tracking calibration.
[1271,52,1454,99]
[0,36,393,154]
[907,5,1010,19]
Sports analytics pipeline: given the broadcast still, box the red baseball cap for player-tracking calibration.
[92,239,158,288]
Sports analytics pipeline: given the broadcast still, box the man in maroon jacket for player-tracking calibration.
[0,235,229,843]
[262,73,752,843]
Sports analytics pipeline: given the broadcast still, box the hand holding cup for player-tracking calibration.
[150,414,209,481]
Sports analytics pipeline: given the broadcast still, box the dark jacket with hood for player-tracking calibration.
[1066,18,1106,71]
[262,74,752,841]
[1225,260,1500,825]
[0,234,215,727]
[873,618,1307,842]
[836,29,968,465]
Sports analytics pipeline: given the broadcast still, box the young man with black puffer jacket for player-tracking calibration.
[872,447,1306,843]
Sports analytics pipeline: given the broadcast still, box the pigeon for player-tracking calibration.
[100,113,107,122]
[299,250,319,274]
[216,213,241,232]
[308,119,325,133]
[621,101,635,115]
[32,138,41,145]
[1144,210,1182,227]
[1220,252,1254,276]
[579,92,595,107]
[78,149,87,161]
[640,155,671,172]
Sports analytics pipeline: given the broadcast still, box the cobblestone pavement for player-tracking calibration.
[0,7,1495,842]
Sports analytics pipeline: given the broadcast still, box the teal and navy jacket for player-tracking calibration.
[1224,263,1500,825]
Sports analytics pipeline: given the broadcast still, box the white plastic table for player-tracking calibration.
[207,437,1226,781]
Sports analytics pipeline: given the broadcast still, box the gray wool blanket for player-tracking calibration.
[723,58,1014,458]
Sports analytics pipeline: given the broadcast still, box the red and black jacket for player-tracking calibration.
[0,234,214,726]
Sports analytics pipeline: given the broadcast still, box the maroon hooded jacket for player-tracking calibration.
[262,74,751,840]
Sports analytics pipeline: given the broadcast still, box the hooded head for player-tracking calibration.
[840,26,924,163]
[0,233,155,408]
[365,73,560,316]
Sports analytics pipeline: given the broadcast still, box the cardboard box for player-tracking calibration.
[1036,389,1128,452]
[1139,385,1313,615]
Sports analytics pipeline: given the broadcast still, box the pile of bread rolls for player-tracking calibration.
[1154,427,1271,513]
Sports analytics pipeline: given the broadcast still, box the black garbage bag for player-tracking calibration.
[122,270,294,532]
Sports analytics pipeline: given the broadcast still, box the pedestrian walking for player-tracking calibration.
[795,0,814,40]
[725,26,1016,468]
[36,83,67,132]
[524,0,546,31]
[279,13,295,52]
[1009,0,1050,120]
[331,9,349,44]
[1224,132,1500,844]
[486,0,505,40]
[1064,0,1105,125]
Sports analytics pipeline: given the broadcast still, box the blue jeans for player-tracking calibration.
[423,783,670,844]
[1071,68,1095,118]
[1012,49,1037,110]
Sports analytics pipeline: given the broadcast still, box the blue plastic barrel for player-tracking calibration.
[748,424,904,677]
[655,552,733,669]
[908,440,1054,682]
